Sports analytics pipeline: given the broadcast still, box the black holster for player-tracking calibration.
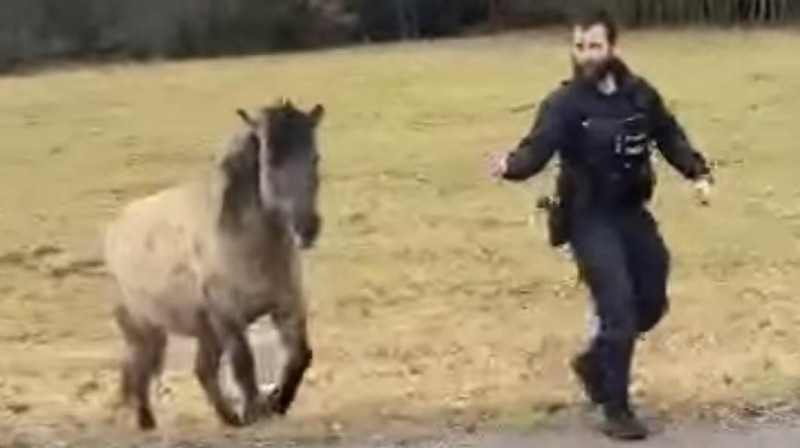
[536,195,570,247]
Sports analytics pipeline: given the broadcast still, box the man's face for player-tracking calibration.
[571,24,615,81]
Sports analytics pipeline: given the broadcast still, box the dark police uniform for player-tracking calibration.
[502,59,711,411]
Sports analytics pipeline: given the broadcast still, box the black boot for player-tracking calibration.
[601,405,649,441]
[571,351,605,405]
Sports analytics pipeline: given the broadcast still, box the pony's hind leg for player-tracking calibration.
[194,312,243,427]
[114,305,166,431]
[269,311,313,415]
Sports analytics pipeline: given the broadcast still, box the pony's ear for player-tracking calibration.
[236,108,270,162]
[309,104,325,126]
[236,108,256,128]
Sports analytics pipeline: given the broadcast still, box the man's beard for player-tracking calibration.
[572,56,615,83]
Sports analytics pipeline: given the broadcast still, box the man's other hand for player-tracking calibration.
[693,174,713,206]
[489,152,509,179]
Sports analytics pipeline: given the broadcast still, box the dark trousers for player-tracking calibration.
[569,206,670,408]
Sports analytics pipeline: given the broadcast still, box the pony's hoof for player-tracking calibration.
[138,410,157,431]
[223,415,245,428]
[241,401,261,425]
[217,408,246,427]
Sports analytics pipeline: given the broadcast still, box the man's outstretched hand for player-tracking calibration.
[693,174,714,206]
[488,152,509,179]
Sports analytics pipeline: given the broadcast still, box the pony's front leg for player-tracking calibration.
[267,310,313,415]
[195,312,244,427]
[224,327,261,424]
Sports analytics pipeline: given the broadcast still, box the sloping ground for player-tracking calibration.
[1,30,800,441]
[334,424,800,448]
[5,411,800,448]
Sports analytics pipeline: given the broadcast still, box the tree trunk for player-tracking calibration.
[395,0,408,39]
[724,0,735,25]
[487,0,501,32]
[778,0,788,22]
[450,0,461,33]
[408,0,420,38]
[655,0,664,25]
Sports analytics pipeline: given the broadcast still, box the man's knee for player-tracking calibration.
[595,302,639,342]
[634,262,670,334]
[637,296,669,334]
[628,242,670,335]
[600,322,638,342]
[581,268,639,341]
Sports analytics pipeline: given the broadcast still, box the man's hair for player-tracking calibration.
[571,8,619,45]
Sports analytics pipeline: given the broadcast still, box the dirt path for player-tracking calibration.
[6,417,799,448]
[327,425,800,448]
[157,325,800,447]
[17,325,787,448]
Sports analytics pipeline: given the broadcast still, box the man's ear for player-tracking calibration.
[309,104,325,126]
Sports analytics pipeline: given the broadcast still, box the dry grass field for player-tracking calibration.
[1,29,800,443]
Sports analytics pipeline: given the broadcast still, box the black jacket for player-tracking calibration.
[503,58,711,211]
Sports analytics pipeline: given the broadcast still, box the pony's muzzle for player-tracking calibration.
[295,213,321,250]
